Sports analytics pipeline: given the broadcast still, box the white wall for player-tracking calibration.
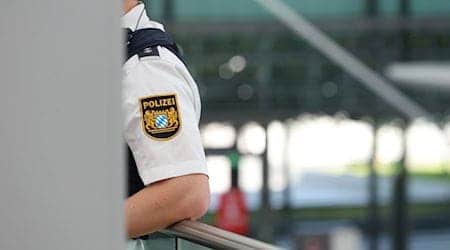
[0,1,124,249]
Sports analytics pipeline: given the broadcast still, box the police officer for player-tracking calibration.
[122,1,210,248]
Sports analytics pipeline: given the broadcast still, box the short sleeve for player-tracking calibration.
[122,52,208,185]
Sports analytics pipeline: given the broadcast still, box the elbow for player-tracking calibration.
[180,177,210,221]
[190,189,210,220]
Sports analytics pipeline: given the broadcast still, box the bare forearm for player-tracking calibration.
[125,185,189,237]
[125,174,209,238]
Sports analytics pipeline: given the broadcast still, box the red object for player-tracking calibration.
[215,188,249,235]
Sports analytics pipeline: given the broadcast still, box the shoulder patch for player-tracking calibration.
[140,94,181,141]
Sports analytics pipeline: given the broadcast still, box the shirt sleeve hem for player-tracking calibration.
[139,160,208,186]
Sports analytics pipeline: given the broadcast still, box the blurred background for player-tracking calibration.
[144,1,450,249]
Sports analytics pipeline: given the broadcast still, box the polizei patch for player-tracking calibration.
[140,94,181,140]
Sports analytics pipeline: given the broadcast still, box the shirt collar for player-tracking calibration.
[122,3,165,32]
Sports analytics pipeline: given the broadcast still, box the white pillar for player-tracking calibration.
[0,1,124,250]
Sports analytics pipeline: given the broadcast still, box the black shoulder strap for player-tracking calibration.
[124,28,183,62]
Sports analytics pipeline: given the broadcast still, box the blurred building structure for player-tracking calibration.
[144,1,450,249]
[148,0,450,122]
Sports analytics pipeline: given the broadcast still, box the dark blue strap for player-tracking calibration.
[125,28,183,62]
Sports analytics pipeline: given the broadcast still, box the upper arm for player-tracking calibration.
[122,51,208,186]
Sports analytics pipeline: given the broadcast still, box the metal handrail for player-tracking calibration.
[160,221,282,250]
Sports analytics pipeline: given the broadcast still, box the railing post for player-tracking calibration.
[368,120,380,250]
[391,121,409,250]
[366,0,378,17]
[259,122,274,242]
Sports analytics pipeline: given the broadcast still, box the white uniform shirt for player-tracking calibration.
[122,4,207,185]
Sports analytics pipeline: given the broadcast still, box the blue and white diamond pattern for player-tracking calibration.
[155,114,169,129]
